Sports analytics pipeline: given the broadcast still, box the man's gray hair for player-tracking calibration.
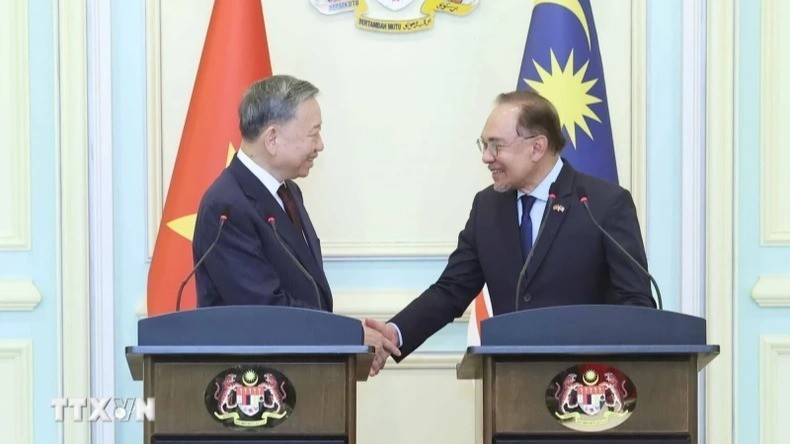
[238,75,320,142]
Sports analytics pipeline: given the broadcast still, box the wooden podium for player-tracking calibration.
[457,306,719,444]
[126,306,373,444]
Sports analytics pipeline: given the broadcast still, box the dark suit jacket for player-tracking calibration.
[193,155,332,311]
[390,160,654,358]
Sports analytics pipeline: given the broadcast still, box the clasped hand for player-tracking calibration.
[361,318,401,377]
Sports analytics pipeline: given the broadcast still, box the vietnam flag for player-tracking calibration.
[147,0,273,316]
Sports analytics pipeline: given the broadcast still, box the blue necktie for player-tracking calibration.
[520,195,537,260]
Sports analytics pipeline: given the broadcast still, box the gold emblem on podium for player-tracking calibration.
[547,364,637,432]
[206,366,296,428]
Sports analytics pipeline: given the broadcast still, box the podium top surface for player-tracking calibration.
[127,306,374,381]
[136,306,364,346]
[481,305,709,346]
[457,306,720,379]
[456,344,720,379]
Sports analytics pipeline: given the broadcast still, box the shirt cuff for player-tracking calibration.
[389,322,404,348]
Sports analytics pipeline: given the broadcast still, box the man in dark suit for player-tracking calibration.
[193,75,399,372]
[194,75,329,310]
[366,90,655,365]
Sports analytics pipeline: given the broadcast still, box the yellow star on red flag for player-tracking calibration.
[166,142,237,242]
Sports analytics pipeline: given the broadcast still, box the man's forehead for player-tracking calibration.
[482,113,518,139]
[292,99,321,124]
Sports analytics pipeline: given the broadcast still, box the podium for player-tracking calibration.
[126,306,373,444]
[457,305,719,444]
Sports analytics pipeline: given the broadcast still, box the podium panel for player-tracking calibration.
[151,359,348,435]
[127,307,373,444]
[458,306,719,444]
[153,440,344,444]
[493,357,694,434]
[497,438,690,444]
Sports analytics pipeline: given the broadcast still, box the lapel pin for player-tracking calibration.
[552,204,565,213]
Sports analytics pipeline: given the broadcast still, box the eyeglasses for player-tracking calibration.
[476,134,539,157]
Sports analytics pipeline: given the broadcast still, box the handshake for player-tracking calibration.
[361,318,402,377]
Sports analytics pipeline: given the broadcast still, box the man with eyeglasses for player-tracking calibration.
[365,90,655,370]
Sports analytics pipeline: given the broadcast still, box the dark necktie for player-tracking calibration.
[520,195,537,260]
[277,184,303,233]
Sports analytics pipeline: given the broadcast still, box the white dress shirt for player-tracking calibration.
[237,149,285,211]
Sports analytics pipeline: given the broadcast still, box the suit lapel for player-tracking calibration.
[286,180,333,310]
[288,180,323,268]
[523,161,575,288]
[229,158,331,306]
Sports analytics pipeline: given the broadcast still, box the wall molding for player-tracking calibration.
[334,290,471,323]
[145,0,164,259]
[752,275,790,307]
[0,0,31,250]
[136,291,473,322]
[0,280,42,311]
[324,242,457,258]
[630,0,647,239]
[0,340,33,444]
[383,352,462,370]
[357,352,474,443]
[760,335,790,444]
[760,0,790,246]
[57,0,91,442]
[680,0,707,320]
[87,0,116,442]
[705,0,735,443]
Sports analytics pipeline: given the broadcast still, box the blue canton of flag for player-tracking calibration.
[517,0,618,184]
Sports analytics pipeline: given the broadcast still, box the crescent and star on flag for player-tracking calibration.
[166,143,237,241]
[524,0,601,149]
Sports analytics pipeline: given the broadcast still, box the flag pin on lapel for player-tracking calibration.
[552,204,565,213]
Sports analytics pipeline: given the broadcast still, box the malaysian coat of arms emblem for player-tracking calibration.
[546,364,637,432]
[309,0,479,33]
[205,366,296,428]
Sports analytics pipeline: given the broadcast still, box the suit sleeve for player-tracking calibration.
[194,202,315,309]
[389,193,486,359]
[599,190,656,307]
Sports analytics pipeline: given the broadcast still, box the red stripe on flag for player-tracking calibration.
[474,291,490,337]
[146,0,273,315]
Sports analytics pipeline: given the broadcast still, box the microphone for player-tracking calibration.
[176,205,231,311]
[515,182,558,311]
[266,216,323,311]
[575,186,663,310]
